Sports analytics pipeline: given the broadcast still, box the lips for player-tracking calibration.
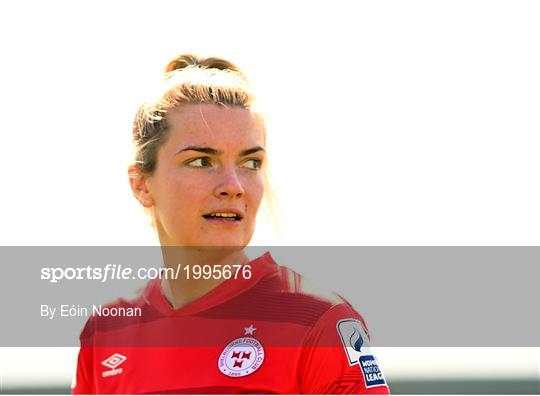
[202,210,244,221]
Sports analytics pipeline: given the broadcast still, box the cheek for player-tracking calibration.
[246,175,265,208]
[158,171,209,212]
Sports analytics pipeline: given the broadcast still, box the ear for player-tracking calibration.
[127,164,154,208]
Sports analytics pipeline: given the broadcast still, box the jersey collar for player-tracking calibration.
[144,251,278,316]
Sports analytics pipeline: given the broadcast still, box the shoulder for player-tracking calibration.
[236,258,369,332]
[274,262,373,345]
[79,280,159,343]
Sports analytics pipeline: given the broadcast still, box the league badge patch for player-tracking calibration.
[337,319,387,388]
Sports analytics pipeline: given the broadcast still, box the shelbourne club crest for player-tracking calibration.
[218,337,265,377]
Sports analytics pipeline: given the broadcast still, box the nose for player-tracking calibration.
[214,166,245,198]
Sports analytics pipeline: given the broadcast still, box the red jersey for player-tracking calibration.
[73,252,390,394]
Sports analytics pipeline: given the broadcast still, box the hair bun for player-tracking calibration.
[165,54,245,77]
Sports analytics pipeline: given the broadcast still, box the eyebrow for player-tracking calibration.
[175,146,265,156]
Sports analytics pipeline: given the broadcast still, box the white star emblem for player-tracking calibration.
[244,324,256,335]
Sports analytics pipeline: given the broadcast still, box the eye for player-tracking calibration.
[186,157,212,168]
[242,159,262,170]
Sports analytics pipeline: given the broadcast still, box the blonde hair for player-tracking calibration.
[129,54,280,236]
[132,54,255,174]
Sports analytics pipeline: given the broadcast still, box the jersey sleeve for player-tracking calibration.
[298,303,390,394]
[72,346,94,394]
[72,317,95,394]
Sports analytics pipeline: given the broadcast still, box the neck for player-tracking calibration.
[159,247,249,310]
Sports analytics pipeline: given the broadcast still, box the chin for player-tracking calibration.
[177,235,247,248]
[202,239,248,248]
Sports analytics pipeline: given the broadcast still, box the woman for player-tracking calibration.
[72,54,390,394]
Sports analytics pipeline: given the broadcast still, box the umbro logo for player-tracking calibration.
[101,353,127,377]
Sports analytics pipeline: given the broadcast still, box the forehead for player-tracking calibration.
[164,104,265,150]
